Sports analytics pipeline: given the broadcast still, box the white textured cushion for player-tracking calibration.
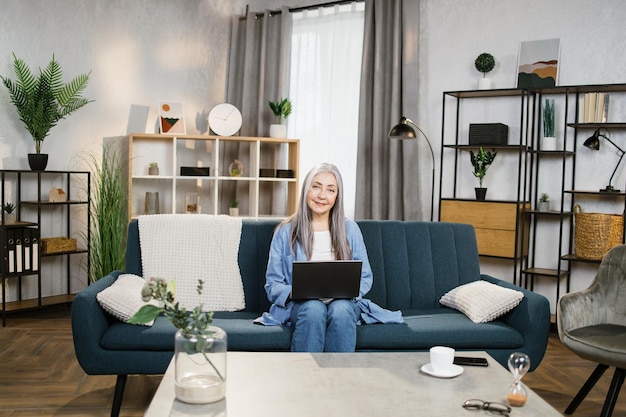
[439,281,524,323]
[96,274,157,326]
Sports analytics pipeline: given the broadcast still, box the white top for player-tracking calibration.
[311,231,334,261]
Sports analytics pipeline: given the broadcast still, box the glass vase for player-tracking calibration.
[174,326,227,404]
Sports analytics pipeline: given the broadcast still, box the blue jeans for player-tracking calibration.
[290,299,360,352]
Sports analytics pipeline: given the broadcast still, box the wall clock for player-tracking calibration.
[208,103,243,136]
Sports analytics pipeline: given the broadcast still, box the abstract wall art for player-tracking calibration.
[517,38,560,89]
[158,101,186,134]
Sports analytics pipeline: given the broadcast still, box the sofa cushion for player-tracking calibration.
[355,309,524,350]
[96,274,156,325]
[101,312,293,352]
[439,280,524,323]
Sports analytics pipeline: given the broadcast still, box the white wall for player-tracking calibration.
[1,0,625,311]
[0,0,245,299]
[419,0,626,312]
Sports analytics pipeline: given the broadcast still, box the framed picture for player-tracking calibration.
[158,101,186,134]
[516,38,560,89]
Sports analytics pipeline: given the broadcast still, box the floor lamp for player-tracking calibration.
[388,117,435,221]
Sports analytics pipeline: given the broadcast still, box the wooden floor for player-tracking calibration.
[0,307,624,417]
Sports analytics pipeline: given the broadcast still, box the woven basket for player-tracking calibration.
[574,204,624,260]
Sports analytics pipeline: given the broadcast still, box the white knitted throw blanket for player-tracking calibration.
[138,214,245,311]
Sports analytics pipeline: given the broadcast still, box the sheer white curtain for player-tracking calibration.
[288,2,365,219]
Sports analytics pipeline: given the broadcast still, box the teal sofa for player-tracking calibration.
[72,219,550,416]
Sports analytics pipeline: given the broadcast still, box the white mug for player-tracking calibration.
[430,346,455,373]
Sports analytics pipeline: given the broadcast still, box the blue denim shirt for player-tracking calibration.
[255,219,402,325]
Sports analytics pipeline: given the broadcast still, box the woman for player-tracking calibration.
[256,162,374,352]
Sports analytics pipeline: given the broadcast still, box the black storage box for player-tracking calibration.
[277,169,295,178]
[259,169,276,177]
[469,123,508,146]
[180,167,210,176]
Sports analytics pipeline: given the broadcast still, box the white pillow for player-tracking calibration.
[96,273,158,326]
[439,280,524,323]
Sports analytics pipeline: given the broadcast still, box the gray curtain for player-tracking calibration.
[225,8,292,215]
[354,0,420,220]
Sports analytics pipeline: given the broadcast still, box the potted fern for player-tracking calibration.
[1,53,92,171]
[470,147,497,200]
[268,97,293,138]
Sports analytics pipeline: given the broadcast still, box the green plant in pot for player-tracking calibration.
[268,97,293,138]
[538,193,550,212]
[542,99,557,150]
[3,202,16,224]
[470,147,497,200]
[474,52,495,90]
[1,53,92,171]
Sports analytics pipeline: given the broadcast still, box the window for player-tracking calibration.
[288,2,365,219]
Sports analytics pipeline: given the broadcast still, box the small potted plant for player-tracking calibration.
[268,97,293,138]
[148,162,159,175]
[538,193,550,212]
[470,147,497,200]
[3,202,16,224]
[229,200,239,217]
[474,52,495,90]
[1,53,92,171]
[542,99,557,150]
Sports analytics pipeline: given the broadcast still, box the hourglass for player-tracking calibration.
[506,352,530,407]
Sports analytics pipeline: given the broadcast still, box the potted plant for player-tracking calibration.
[474,52,495,90]
[1,53,92,171]
[470,147,497,200]
[229,200,239,217]
[149,162,159,175]
[130,278,226,404]
[3,202,16,224]
[268,97,293,138]
[538,193,550,212]
[542,99,557,150]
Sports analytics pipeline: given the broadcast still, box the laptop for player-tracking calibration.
[291,260,362,300]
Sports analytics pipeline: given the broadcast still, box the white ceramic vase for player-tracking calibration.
[477,78,492,90]
[542,137,557,151]
[269,124,287,138]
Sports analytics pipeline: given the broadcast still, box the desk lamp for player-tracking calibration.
[388,117,435,220]
[583,129,624,192]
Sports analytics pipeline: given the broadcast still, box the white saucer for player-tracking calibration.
[420,363,464,378]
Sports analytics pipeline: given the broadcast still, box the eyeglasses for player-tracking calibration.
[462,399,511,416]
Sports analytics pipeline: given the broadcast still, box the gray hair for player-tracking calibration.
[283,162,351,260]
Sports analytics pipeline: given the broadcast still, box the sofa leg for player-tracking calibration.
[565,363,609,414]
[111,374,128,417]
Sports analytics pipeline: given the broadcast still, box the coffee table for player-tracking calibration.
[144,351,561,417]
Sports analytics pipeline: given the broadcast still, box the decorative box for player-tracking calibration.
[277,169,295,178]
[259,169,276,177]
[41,237,77,254]
[469,123,509,146]
[180,167,210,176]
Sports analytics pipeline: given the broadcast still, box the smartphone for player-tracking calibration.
[454,356,489,366]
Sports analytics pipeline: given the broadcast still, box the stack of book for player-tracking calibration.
[582,92,609,123]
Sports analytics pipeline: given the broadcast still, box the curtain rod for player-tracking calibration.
[243,0,364,19]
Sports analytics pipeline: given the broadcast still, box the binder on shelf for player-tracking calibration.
[31,229,39,272]
[23,231,31,272]
[15,229,22,273]
[7,229,15,274]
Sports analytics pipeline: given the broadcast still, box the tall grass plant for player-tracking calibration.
[83,143,128,282]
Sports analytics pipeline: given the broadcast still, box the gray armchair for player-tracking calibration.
[557,244,626,417]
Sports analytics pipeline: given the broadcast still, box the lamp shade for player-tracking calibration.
[388,117,417,139]
[583,130,601,150]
